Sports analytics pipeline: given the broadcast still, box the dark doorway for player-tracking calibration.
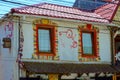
[20,77,48,80]
[20,78,39,80]
[115,35,120,53]
[95,76,112,80]
[115,35,120,65]
[117,76,120,80]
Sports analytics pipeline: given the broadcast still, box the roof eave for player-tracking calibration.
[12,13,118,27]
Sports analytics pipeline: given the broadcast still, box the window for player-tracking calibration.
[38,29,51,52]
[81,30,97,57]
[36,24,55,55]
[82,32,93,55]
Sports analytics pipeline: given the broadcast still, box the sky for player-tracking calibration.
[0,0,75,18]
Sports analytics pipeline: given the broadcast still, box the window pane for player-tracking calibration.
[38,29,51,52]
[82,33,93,54]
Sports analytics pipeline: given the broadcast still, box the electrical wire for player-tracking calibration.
[0,0,22,6]
[0,0,73,18]
[0,0,119,14]
[0,0,120,23]
[8,0,37,5]
[53,0,74,4]
[0,0,118,36]
[0,4,15,7]
[0,14,7,15]
[37,0,73,5]
[0,0,115,21]
[0,0,118,37]
[6,0,73,6]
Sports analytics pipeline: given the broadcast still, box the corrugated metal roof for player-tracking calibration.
[23,62,117,74]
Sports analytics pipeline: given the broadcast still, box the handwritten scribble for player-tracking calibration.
[4,21,14,38]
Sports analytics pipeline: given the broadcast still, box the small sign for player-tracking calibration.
[2,38,11,48]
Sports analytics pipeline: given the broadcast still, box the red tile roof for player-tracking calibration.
[11,3,118,23]
[95,1,118,21]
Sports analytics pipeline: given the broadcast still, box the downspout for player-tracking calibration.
[18,16,21,80]
[11,9,22,80]
[18,15,25,79]
[109,26,117,80]
[109,27,118,65]
[110,28,115,65]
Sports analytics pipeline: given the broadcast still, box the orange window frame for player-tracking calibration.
[81,29,97,57]
[36,24,55,56]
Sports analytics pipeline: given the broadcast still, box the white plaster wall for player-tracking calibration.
[22,23,34,58]
[58,27,79,61]
[0,22,13,58]
[20,18,112,63]
[0,60,4,80]
[99,30,111,62]
[0,20,19,58]
[12,20,19,58]
[53,20,80,61]
[0,59,17,80]
[0,20,19,80]
[0,17,112,80]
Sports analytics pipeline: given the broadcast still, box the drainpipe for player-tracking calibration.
[109,27,115,65]
[108,26,118,65]
[109,27,117,80]
[110,27,120,65]
[18,16,21,80]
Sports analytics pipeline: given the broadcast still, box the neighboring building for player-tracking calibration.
[73,0,114,11]
[0,1,120,80]
[112,3,120,80]
[113,2,120,26]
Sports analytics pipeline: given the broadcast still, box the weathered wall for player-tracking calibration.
[99,30,111,62]
[0,19,19,80]
[21,17,111,63]
[0,16,112,80]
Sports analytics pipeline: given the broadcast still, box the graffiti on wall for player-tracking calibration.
[58,28,78,61]
[4,21,14,38]
[59,29,77,49]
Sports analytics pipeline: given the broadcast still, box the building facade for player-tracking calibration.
[0,1,120,80]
